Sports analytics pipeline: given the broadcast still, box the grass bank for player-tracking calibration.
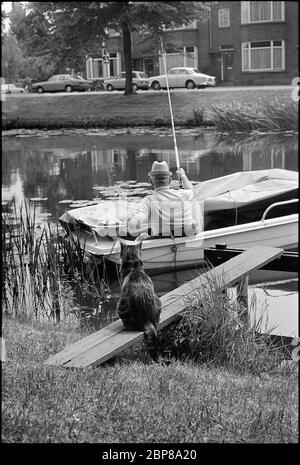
[2,87,295,130]
[2,316,298,443]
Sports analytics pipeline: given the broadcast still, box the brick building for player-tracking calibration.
[86,1,298,86]
[209,1,299,85]
[86,15,211,81]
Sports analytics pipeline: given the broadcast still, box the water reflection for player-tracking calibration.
[2,130,298,222]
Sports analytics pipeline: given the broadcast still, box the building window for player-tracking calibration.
[163,20,198,31]
[159,46,198,73]
[109,52,121,76]
[86,52,121,79]
[218,8,230,27]
[241,1,285,24]
[242,40,285,71]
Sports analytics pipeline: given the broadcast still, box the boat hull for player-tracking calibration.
[69,213,298,274]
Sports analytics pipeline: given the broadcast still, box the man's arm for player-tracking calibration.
[176,168,194,191]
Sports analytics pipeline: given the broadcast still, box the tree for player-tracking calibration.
[1,5,7,34]
[9,2,27,39]
[25,2,207,95]
[1,32,24,83]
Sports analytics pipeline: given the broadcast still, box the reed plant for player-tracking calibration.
[159,270,286,374]
[2,199,113,328]
[200,99,298,132]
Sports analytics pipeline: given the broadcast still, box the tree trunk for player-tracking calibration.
[122,20,133,96]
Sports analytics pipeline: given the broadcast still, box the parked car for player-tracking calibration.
[1,83,26,94]
[149,67,216,90]
[104,71,149,91]
[31,74,91,93]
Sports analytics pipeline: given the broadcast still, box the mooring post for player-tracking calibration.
[236,274,249,323]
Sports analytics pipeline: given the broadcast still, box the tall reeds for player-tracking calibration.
[2,199,113,327]
[198,99,298,132]
[160,270,285,374]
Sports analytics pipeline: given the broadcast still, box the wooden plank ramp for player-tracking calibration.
[45,245,283,369]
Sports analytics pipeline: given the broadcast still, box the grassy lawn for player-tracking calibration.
[2,87,294,129]
[2,316,298,443]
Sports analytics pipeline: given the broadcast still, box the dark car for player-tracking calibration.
[31,74,91,93]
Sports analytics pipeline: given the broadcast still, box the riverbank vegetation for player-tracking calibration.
[2,87,295,131]
[2,200,298,443]
[159,278,290,375]
[204,99,298,132]
[2,200,114,328]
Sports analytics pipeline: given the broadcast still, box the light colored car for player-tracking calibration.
[104,71,149,91]
[31,74,91,93]
[1,83,26,94]
[149,67,216,90]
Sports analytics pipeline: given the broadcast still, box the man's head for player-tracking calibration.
[148,161,172,189]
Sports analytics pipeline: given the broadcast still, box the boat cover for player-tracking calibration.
[59,169,298,236]
[194,168,298,211]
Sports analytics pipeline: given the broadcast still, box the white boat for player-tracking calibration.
[60,169,298,274]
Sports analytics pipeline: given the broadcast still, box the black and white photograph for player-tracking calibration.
[1,0,298,450]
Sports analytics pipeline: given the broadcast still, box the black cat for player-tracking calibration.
[117,238,161,361]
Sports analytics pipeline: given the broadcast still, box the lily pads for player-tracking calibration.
[69,200,99,209]
[58,199,74,204]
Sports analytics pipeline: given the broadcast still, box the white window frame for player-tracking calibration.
[108,51,121,76]
[86,58,93,80]
[158,46,198,74]
[241,1,285,24]
[218,8,230,28]
[85,52,121,79]
[241,40,285,72]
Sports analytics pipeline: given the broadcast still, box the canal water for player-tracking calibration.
[2,128,298,337]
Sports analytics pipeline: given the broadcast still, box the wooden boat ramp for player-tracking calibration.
[45,245,286,369]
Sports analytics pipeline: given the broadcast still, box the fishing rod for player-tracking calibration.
[160,36,181,171]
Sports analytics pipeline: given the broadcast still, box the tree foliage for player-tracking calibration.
[2,32,24,83]
[4,2,208,92]
[1,3,53,84]
[24,2,207,94]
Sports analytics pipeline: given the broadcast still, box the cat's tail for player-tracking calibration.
[144,322,159,362]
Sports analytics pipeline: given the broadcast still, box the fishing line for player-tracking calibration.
[160,36,180,171]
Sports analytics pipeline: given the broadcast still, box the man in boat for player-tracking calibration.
[126,161,201,238]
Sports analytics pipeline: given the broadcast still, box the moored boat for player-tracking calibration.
[59,169,298,274]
